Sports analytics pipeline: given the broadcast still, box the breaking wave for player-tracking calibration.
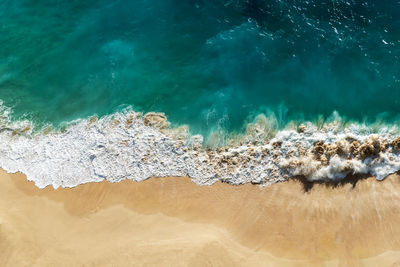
[1,101,400,189]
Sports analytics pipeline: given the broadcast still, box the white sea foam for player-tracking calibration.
[1,101,400,188]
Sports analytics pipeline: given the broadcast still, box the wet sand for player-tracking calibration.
[1,169,400,266]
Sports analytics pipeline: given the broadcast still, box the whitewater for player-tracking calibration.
[1,101,400,189]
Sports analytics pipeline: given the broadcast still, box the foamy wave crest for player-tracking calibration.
[1,101,400,188]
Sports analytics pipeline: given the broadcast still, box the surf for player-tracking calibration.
[0,101,399,189]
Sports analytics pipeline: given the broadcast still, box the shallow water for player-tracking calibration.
[1,0,400,137]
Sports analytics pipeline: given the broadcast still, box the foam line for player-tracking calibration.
[1,102,400,188]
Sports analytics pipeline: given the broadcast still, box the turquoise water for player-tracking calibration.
[1,0,400,137]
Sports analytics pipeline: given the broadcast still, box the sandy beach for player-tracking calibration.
[1,169,400,266]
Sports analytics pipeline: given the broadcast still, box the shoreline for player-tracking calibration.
[2,169,400,266]
[2,100,400,188]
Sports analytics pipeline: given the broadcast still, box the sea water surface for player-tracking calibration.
[1,0,400,188]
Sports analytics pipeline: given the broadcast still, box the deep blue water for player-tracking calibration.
[1,0,400,137]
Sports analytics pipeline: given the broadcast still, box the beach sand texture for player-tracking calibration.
[2,169,400,266]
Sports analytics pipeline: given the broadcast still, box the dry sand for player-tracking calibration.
[2,169,400,266]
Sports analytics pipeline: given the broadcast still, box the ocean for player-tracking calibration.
[1,0,400,188]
